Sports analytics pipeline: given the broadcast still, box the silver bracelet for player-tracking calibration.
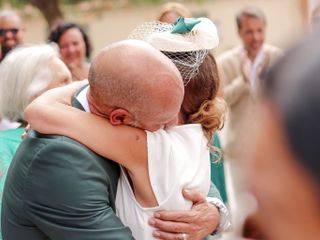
[206,197,231,235]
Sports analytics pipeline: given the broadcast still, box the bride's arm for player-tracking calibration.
[24,82,147,171]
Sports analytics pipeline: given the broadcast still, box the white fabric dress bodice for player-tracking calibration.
[115,124,211,240]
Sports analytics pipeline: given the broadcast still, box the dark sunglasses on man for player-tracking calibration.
[0,28,19,36]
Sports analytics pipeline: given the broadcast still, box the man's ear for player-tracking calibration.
[109,108,134,126]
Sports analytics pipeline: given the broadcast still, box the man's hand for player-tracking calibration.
[149,189,220,240]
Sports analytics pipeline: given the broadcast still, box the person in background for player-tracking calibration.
[158,2,191,23]
[216,6,282,233]
[0,10,24,62]
[0,44,72,239]
[217,6,282,161]
[0,10,26,131]
[243,28,320,240]
[48,22,92,81]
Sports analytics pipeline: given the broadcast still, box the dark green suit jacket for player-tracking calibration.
[1,94,133,239]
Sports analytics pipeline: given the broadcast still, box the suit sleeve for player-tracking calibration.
[24,140,134,240]
[217,56,251,108]
[224,76,251,107]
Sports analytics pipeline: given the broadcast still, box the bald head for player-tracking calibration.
[89,39,184,130]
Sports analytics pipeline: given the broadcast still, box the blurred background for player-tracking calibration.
[1,1,320,239]
[0,0,314,56]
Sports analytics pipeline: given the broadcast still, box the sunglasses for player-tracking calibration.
[0,28,19,36]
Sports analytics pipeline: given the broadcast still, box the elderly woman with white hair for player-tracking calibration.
[0,43,71,169]
[0,44,71,122]
[0,44,71,238]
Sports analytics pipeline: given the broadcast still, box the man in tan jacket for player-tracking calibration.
[218,6,282,160]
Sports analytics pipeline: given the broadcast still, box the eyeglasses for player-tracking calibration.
[0,28,19,36]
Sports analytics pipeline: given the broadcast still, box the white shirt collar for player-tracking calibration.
[76,85,91,113]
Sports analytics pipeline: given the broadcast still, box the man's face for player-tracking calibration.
[88,84,182,133]
[133,96,181,132]
[238,16,265,57]
[136,111,179,132]
[0,16,23,50]
[128,74,184,132]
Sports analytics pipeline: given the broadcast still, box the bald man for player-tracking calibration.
[0,10,24,62]
[87,40,184,131]
[2,40,221,240]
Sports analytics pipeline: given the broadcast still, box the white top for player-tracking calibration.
[249,48,267,90]
[0,118,20,131]
[115,124,211,240]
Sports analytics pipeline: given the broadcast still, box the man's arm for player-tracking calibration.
[25,139,134,240]
[218,54,251,108]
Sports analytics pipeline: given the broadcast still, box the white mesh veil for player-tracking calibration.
[128,21,209,85]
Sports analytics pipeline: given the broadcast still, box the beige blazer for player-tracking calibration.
[217,44,282,159]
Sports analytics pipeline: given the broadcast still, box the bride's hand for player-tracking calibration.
[21,124,30,140]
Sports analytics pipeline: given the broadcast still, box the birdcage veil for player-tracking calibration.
[160,50,208,85]
[128,18,219,85]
